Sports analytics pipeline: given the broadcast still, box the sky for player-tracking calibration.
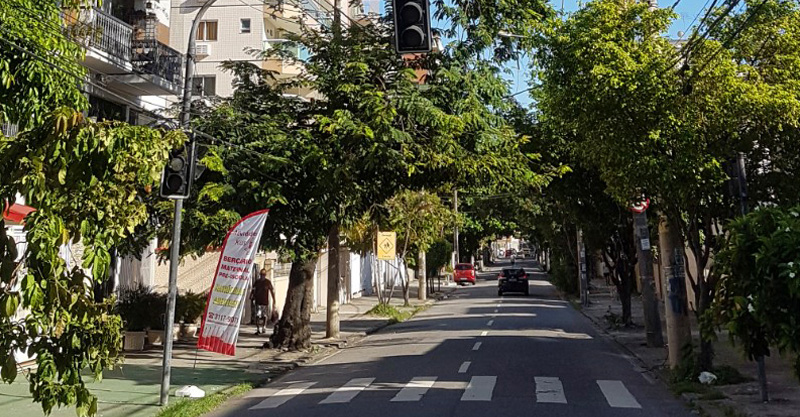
[372,0,716,107]
[506,0,714,107]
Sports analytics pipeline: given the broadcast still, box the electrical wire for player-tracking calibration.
[0,29,270,159]
[688,0,770,80]
[8,3,186,109]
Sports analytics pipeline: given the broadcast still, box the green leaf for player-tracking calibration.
[1,352,17,383]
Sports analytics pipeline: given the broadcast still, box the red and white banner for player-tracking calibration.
[197,209,269,355]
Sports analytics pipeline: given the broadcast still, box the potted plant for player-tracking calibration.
[177,291,207,340]
[145,292,175,346]
[117,285,152,351]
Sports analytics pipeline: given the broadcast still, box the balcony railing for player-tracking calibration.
[131,39,184,86]
[263,39,310,61]
[65,8,133,63]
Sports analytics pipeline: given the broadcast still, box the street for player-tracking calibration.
[208,258,693,417]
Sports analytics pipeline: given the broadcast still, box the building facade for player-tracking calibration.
[170,0,363,99]
[69,0,184,124]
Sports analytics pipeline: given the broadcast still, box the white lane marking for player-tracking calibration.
[597,380,642,408]
[319,378,375,404]
[487,320,494,326]
[480,331,488,336]
[472,342,482,351]
[535,377,567,404]
[250,382,316,409]
[494,309,499,313]
[461,376,496,401]
[496,303,502,308]
[391,377,437,402]
[458,361,471,373]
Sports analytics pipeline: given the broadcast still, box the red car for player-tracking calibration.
[454,263,476,285]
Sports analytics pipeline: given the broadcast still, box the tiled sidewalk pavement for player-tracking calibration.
[0,281,452,417]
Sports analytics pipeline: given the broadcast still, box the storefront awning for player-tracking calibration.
[2,202,35,225]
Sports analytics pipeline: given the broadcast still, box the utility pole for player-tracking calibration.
[453,189,459,266]
[735,153,768,402]
[577,228,589,306]
[633,206,664,347]
[159,0,217,406]
[658,214,691,368]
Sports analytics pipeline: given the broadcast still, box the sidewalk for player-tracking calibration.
[576,277,800,417]
[0,281,451,417]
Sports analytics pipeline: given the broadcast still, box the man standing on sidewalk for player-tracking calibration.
[252,269,276,335]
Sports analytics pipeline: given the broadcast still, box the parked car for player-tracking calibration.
[498,268,529,296]
[454,263,476,285]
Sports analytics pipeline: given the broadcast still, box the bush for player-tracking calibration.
[176,291,208,324]
[117,285,164,331]
[367,304,422,324]
[550,252,578,295]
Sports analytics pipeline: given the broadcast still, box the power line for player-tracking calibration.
[688,0,770,81]
[8,3,185,109]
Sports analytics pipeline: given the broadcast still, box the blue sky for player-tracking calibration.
[506,0,713,106]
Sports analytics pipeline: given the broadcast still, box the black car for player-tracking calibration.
[498,268,529,296]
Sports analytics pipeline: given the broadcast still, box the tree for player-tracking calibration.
[0,1,183,415]
[533,0,800,370]
[385,190,454,306]
[710,205,800,380]
[0,111,183,416]
[0,0,89,129]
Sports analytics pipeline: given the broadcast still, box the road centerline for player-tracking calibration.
[472,342,482,351]
[458,361,471,374]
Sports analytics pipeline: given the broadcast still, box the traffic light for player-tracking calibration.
[392,0,432,54]
[159,141,196,200]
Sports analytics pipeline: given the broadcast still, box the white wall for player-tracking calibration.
[170,0,265,97]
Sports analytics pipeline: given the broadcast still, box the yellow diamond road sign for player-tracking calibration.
[377,231,396,260]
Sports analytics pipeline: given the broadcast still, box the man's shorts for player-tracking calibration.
[255,304,268,319]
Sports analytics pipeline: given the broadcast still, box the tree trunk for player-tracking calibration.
[658,214,692,369]
[697,286,715,371]
[270,257,316,350]
[326,224,340,339]
[417,251,426,301]
[614,268,634,325]
[401,259,411,306]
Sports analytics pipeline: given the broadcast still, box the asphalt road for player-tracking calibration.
[210,258,693,417]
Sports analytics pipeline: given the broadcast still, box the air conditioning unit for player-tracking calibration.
[195,43,211,57]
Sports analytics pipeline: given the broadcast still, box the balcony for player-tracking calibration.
[262,0,328,33]
[65,7,134,73]
[109,39,184,96]
[65,8,184,96]
[262,39,308,77]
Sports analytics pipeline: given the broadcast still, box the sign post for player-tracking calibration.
[197,209,269,356]
[630,199,664,347]
[377,231,397,261]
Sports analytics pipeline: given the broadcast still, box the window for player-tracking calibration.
[196,21,218,41]
[240,18,251,34]
[192,76,216,97]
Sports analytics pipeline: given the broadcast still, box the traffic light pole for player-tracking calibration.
[159,0,217,406]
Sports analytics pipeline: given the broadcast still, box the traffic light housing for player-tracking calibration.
[392,0,432,54]
[159,141,196,200]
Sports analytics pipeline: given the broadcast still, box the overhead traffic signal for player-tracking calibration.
[159,140,196,200]
[392,0,432,54]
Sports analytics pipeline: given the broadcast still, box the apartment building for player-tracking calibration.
[67,0,184,123]
[170,0,364,99]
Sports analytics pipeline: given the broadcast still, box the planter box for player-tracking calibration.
[180,323,198,340]
[146,325,179,345]
[123,331,146,351]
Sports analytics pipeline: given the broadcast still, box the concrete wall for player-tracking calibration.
[170,0,265,97]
